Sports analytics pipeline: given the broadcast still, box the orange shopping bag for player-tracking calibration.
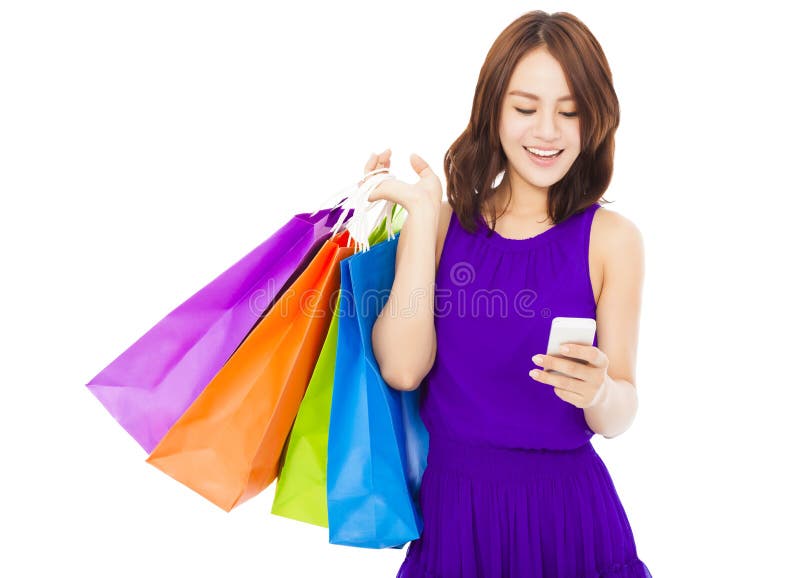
[146,230,355,511]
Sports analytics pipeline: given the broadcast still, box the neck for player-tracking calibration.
[492,174,550,219]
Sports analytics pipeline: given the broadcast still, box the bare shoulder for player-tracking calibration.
[592,205,645,294]
[435,200,454,271]
[593,206,644,255]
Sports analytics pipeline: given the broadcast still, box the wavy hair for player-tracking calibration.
[443,10,620,235]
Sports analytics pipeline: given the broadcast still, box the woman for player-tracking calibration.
[368,10,652,578]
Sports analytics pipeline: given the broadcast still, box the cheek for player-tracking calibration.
[500,116,530,141]
[567,123,581,145]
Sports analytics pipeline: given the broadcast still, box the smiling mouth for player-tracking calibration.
[524,146,564,160]
[522,147,564,166]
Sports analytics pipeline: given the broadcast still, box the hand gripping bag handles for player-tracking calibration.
[85,203,350,453]
[270,191,406,528]
[145,170,398,511]
[325,174,430,549]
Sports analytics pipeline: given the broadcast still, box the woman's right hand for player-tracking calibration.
[362,148,443,215]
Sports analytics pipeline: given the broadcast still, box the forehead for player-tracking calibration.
[507,48,572,98]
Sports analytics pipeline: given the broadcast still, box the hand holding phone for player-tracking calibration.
[543,317,596,377]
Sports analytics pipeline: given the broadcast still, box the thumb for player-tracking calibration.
[409,153,434,179]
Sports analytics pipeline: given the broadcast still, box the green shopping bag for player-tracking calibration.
[270,204,405,527]
[270,292,341,526]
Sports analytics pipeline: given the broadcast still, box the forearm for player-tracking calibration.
[372,205,438,390]
[583,376,639,439]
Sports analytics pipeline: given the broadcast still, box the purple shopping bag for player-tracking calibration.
[86,205,352,453]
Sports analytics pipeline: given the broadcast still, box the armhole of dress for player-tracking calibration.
[435,207,458,281]
[583,204,602,313]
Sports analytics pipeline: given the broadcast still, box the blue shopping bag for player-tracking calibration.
[326,232,430,549]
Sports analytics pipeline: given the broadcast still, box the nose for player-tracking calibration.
[533,109,560,141]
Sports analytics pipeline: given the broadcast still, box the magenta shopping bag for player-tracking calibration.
[86,205,351,453]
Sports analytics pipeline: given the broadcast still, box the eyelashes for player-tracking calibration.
[514,108,578,118]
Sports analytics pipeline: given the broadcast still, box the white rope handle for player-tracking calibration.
[312,167,401,253]
[339,173,398,253]
[309,166,391,217]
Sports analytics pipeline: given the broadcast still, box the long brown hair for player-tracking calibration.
[444,10,620,235]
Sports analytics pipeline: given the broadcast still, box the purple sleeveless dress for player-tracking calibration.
[396,202,652,578]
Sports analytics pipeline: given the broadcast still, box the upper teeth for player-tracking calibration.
[526,147,560,157]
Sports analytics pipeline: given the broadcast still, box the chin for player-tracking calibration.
[519,170,565,190]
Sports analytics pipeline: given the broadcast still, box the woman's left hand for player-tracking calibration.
[529,343,610,409]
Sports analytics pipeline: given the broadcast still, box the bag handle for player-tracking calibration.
[309,167,390,216]
[311,168,400,253]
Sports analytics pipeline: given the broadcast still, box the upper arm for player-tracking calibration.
[379,200,450,390]
[594,209,645,389]
[423,200,453,377]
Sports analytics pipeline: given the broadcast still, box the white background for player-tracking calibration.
[2,1,798,576]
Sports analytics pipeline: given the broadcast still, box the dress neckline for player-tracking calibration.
[474,202,599,251]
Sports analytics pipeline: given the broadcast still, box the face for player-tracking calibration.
[498,47,581,195]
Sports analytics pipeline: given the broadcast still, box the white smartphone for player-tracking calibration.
[544,317,597,377]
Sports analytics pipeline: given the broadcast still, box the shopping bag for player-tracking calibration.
[270,204,405,528]
[86,205,350,453]
[145,229,354,512]
[269,288,342,528]
[327,232,430,549]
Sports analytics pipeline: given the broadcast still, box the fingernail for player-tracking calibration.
[560,345,570,354]
[532,355,544,365]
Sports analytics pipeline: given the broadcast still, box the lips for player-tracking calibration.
[532,150,562,159]
[524,146,563,160]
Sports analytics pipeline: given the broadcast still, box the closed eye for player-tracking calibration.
[515,108,578,118]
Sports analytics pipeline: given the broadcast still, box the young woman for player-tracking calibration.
[367,10,652,578]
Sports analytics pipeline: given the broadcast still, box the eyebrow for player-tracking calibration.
[509,90,574,102]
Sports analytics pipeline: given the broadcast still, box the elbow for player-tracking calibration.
[371,318,435,392]
[380,366,425,392]
[377,340,436,392]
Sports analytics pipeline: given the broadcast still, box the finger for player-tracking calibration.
[561,344,607,368]
[558,343,584,358]
[367,185,388,203]
[376,148,391,169]
[364,152,378,175]
[556,343,604,369]
[366,184,381,203]
[409,152,433,178]
[531,353,591,380]
[553,386,583,407]
[366,178,404,204]
[529,367,580,394]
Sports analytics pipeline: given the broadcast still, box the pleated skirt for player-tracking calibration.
[396,434,652,578]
